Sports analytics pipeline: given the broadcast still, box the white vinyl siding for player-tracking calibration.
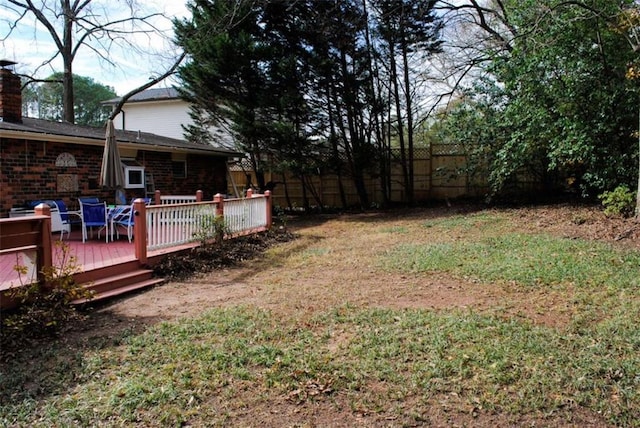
[113,100,192,141]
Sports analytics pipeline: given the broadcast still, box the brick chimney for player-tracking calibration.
[0,60,22,123]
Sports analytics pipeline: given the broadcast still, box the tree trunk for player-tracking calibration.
[390,46,410,202]
[636,106,640,219]
[362,0,389,205]
[62,0,75,123]
[339,50,369,208]
[400,26,415,204]
[327,83,349,209]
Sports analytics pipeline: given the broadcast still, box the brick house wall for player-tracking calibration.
[131,150,228,201]
[0,137,229,217]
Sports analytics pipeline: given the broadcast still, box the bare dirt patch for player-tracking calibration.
[76,202,631,427]
[95,203,636,326]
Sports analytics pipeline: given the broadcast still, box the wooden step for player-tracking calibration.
[74,277,166,304]
[73,260,141,285]
[73,264,166,304]
[85,269,154,294]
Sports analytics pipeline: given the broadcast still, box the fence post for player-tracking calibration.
[154,190,161,206]
[214,193,224,218]
[133,198,148,265]
[33,203,53,284]
[213,194,225,241]
[196,190,203,202]
[264,190,272,229]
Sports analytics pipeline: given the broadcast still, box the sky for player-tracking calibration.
[0,1,190,95]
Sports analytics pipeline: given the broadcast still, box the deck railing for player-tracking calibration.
[222,193,270,235]
[0,204,53,295]
[145,201,219,251]
[157,194,199,205]
[134,190,272,264]
[1,194,271,308]
[1,192,272,290]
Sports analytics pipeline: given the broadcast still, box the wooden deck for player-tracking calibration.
[1,229,136,292]
[0,194,271,306]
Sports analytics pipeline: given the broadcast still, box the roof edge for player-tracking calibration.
[0,129,242,157]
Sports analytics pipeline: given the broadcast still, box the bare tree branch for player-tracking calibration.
[18,74,63,90]
[108,52,186,121]
[5,0,182,123]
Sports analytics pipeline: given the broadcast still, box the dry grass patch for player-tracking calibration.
[3,204,640,427]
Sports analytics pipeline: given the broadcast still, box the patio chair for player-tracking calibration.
[27,200,69,240]
[50,200,72,240]
[80,201,109,243]
[56,199,82,226]
[112,198,152,242]
[78,197,100,204]
[111,203,135,242]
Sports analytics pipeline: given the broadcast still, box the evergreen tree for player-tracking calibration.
[25,73,116,126]
[176,0,272,190]
[175,0,441,207]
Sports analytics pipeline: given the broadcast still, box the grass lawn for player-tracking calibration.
[1,204,639,427]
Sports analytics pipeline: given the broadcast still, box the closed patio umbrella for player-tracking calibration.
[100,119,125,189]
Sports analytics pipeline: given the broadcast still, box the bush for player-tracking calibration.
[599,185,636,218]
[1,242,93,354]
[193,213,229,244]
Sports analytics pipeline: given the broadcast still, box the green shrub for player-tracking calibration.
[599,185,636,218]
[193,213,229,244]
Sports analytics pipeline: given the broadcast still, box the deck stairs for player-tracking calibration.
[72,260,165,304]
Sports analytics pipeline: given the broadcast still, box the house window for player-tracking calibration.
[172,160,187,178]
[124,166,145,189]
[121,159,145,189]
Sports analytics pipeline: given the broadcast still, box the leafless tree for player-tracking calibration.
[3,0,184,123]
[427,0,516,112]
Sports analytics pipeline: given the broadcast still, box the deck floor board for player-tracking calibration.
[1,230,136,291]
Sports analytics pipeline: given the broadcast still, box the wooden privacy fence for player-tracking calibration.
[228,146,488,208]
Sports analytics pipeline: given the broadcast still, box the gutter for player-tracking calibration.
[0,130,242,157]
